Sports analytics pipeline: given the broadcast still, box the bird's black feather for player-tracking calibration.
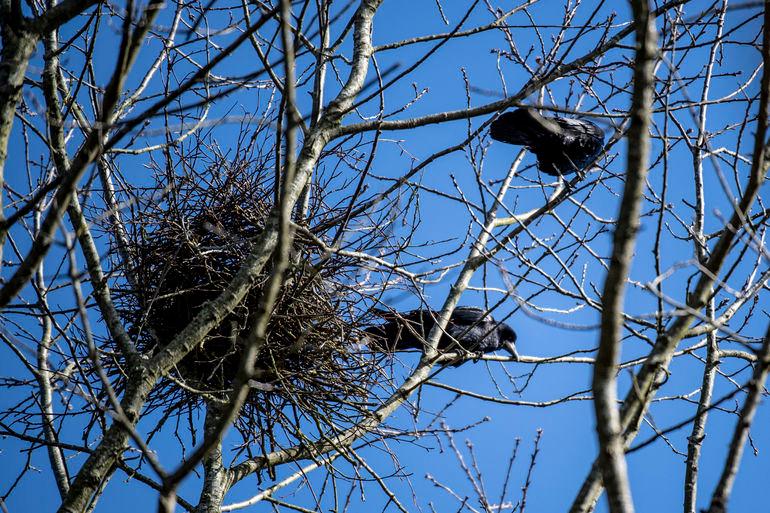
[364,307,519,366]
[490,108,604,175]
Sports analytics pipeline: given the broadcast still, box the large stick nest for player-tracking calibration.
[110,153,388,445]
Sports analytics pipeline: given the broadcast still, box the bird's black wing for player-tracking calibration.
[491,109,604,176]
[529,117,604,175]
[489,109,562,147]
[448,307,487,325]
[553,117,603,140]
[364,309,430,351]
[444,308,495,352]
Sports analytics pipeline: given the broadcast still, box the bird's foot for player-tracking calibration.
[468,350,484,363]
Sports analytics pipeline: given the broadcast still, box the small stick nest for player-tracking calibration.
[111,158,384,445]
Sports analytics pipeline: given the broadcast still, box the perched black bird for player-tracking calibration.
[364,307,519,365]
[490,108,604,175]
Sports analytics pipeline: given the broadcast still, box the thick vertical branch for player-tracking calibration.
[704,10,770,513]
[34,212,70,498]
[28,13,70,498]
[296,0,329,221]
[0,13,36,273]
[683,306,719,513]
[54,5,171,513]
[41,19,137,362]
[706,323,770,513]
[191,404,230,513]
[592,2,656,512]
[0,13,34,166]
[571,3,770,511]
[683,4,727,510]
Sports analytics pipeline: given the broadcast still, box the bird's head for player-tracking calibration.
[498,324,519,361]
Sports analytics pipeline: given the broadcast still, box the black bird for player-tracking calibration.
[364,307,519,365]
[490,108,604,175]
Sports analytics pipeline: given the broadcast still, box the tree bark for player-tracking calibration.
[592,2,656,512]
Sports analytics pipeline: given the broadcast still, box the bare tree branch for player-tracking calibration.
[592,1,656,512]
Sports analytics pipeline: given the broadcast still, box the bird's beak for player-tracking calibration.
[503,341,520,361]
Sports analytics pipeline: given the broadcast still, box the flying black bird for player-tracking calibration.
[490,108,604,175]
[364,307,519,365]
